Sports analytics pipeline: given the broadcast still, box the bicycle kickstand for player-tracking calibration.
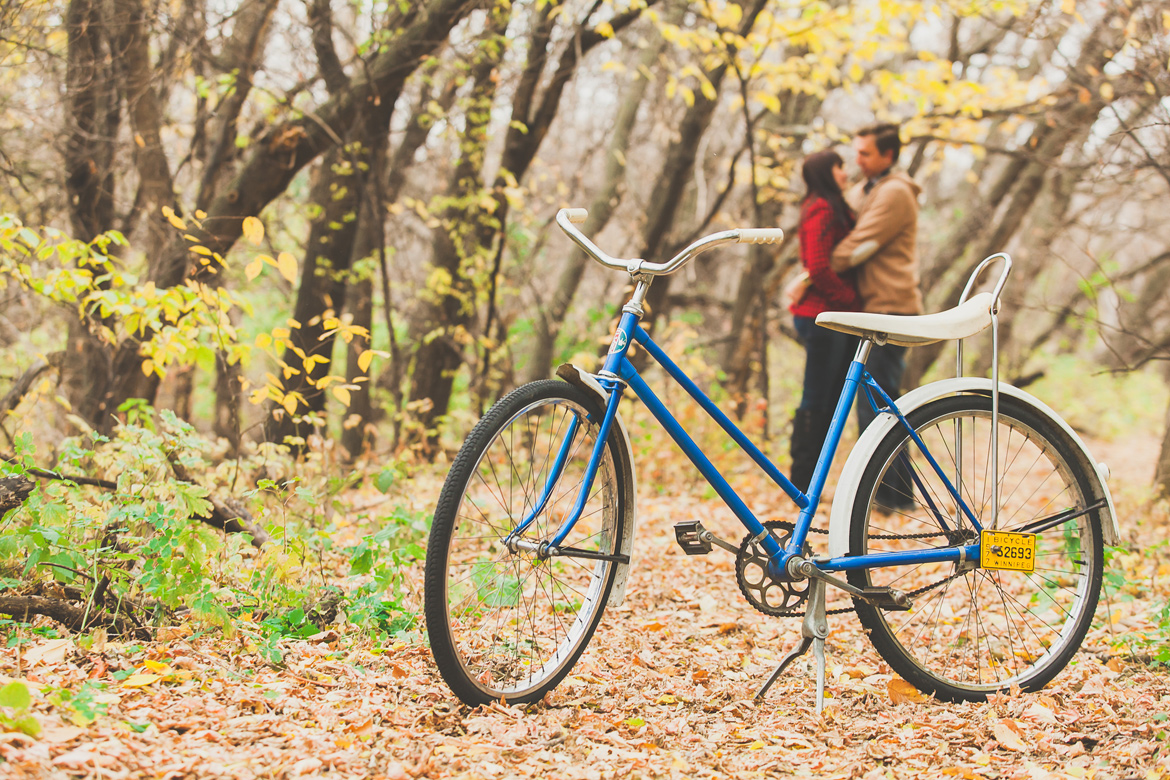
[754,577,829,713]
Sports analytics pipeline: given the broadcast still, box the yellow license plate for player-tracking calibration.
[980,530,1036,572]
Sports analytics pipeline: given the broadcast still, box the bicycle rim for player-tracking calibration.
[849,395,1102,699]
[436,389,621,703]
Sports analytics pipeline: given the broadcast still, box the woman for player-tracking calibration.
[787,149,860,493]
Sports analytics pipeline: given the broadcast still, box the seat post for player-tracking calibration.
[854,338,874,365]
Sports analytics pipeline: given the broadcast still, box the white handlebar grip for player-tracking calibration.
[565,208,588,224]
[737,229,785,244]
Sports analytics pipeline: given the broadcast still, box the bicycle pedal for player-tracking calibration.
[673,521,713,555]
[859,587,912,611]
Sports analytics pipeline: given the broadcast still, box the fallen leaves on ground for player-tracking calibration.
[1,435,1169,779]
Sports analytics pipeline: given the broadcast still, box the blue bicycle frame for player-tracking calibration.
[534,307,984,579]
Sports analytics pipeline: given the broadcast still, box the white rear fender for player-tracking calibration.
[826,378,1121,558]
[556,364,638,606]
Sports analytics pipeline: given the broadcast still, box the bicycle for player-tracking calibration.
[423,208,1120,711]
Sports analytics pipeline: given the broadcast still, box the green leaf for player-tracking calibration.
[10,713,40,736]
[0,680,31,710]
[373,467,397,494]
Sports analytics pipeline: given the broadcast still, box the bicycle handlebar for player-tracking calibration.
[556,208,783,279]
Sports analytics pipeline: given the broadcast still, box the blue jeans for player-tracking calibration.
[790,317,858,491]
[793,317,908,427]
[856,342,913,509]
[791,318,912,506]
[793,316,857,416]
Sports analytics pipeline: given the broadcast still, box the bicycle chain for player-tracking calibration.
[768,519,955,541]
[739,519,968,618]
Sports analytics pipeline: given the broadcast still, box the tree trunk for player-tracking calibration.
[107,0,178,261]
[407,7,509,442]
[264,144,365,446]
[1157,383,1170,498]
[340,141,388,458]
[213,337,243,451]
[195,0,280,211]
[723,88,825,413]
[97,0,476,423]
[61,0,119,426]
[473,2,653,408]
[408,1,648,436]
[523,14,670,384]
[639,0,769,334]
[371,75,460,447]
[342,274,376,457]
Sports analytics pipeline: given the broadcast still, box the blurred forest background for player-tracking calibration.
[0,0,1169,640]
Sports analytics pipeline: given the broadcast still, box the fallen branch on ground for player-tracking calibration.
[0,594,152,641]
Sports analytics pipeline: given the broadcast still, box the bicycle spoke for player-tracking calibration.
[850,396,1102,701]
[428,385,623,705]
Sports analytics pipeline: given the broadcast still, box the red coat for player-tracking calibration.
[789,196,860,318]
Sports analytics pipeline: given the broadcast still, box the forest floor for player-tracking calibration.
[1,431,1169,780]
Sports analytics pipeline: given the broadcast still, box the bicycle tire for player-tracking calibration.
[846,394,1104,702]
[424,380,626,706]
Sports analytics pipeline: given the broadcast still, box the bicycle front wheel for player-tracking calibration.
[424,380,626,706]
[847,394,1104,702]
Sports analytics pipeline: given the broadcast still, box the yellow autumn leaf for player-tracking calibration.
[141,659,171,673]
[242,216,265,245]
[755,92,780,114]
[887,677,926,704]
[277,252,298,283]
[255,332,272,349]
[358,350,374,373]
[162,205,186,231]
[332,385,351,405]
[190,245,212,256]
[1061,0,1075,13]
[141,359,154,377]
[247,256,269,281]
[122,673,161,688]
[1099,82,1114,102]
[282,394,298,415]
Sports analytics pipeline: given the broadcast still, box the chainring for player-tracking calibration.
[735,521,810,617]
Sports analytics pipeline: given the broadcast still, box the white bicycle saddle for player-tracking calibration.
[815,291,994,347]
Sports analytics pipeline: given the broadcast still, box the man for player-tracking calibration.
[830,123,923,511]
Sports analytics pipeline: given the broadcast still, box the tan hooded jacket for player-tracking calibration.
[830,170,924,315]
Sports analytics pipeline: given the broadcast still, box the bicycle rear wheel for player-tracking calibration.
[847,394,1104,702]
[424,380,626,706]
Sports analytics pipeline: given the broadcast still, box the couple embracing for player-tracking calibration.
[787,123,923,513]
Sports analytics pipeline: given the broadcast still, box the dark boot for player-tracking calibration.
[790,408,832,493]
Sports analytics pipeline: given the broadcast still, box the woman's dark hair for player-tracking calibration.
[801,149,853,230]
